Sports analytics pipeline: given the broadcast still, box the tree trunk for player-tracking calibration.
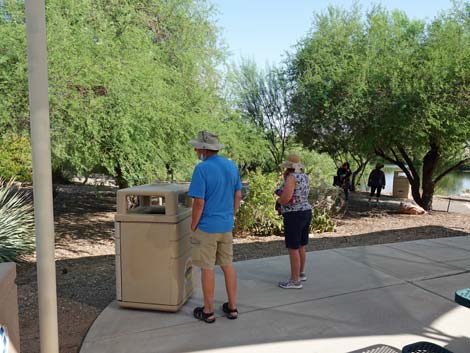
[350,172,357,192]
[51,168,69,184]
[165,163,174,182]
[409,180,422,206]
[416,143,440,210]
[420,181,435,211]
[376,143,449,211]
[351,159,370,192]
[115,164,129,189]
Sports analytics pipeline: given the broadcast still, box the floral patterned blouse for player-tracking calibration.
[279,172,312,214]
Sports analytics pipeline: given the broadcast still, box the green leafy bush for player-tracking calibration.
[311,208,336,233]
[0,134,32,182]
[0,179,35,262]
[236,172,342,236]
[235,172,283,236]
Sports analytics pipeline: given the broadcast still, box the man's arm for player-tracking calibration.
[233,190,242,216]
[191,198,205,232]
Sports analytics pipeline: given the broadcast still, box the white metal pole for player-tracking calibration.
[24,1,59,352]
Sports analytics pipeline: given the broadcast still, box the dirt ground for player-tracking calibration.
[16,185,470,353]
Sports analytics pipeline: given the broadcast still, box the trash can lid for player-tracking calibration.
[116,183,191,221]
[117,183,189,195]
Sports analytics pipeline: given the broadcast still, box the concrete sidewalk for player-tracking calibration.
[80,236,470,353]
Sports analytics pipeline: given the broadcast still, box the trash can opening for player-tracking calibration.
[125,195,166,214]
[128,205,166,214]
[124,193,191,216]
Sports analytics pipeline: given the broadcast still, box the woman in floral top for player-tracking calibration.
[275,154,312,289]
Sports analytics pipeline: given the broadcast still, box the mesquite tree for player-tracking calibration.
[0,0,270,185]
[290,4,470,209]
[229,59,293,170]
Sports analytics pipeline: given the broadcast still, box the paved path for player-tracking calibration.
[81,235,470,353]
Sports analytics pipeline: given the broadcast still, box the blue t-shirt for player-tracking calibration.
[188,154,242,233]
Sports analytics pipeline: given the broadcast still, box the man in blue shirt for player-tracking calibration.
[188,131,242,323]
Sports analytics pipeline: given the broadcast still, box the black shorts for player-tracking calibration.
[283,209,312,249]
[370,186,382,197]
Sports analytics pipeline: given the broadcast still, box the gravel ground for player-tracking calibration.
[16,185,470,353]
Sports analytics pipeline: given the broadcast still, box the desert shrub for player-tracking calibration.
[309,182,346,233]
[311,208,336,233]
[0,179,35,262]
[236,172,343,236]
[235,172,283,236]
[309,182,346,216]
[0,133,32,182]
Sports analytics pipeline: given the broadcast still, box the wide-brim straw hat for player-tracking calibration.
[188,131,225,151]
[280,154,304,171]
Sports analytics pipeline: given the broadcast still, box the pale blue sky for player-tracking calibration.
[212,0,455,66]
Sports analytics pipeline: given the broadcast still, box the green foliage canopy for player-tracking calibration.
[229,59,293,170]
[290,3,470,209]
[0,0,270,185]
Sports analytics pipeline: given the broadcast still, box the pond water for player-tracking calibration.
[360,166,470,196]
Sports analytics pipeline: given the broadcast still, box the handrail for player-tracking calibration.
[434,195,470,213]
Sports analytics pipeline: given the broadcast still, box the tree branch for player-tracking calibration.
[434,158,470,184]
[397,145,419,181]
[375,148,399,165]
[376,147,415,183]
[351,153,361,166]
[390,148,401,165]
[357,157,371,183]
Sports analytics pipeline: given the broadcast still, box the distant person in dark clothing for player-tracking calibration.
[337,162,352,201]
[368,163,386,205]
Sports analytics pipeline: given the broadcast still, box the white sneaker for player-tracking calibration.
[278,280,303,289]
[299,272,307,282]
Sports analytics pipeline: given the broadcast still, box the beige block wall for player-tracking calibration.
[0,262,20,353]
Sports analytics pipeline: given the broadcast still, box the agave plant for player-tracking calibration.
[0,179,35,262]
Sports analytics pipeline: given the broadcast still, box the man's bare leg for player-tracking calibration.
[201,268,215,319]
[221,265,237,316]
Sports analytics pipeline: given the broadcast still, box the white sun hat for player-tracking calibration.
[188,131,225,151]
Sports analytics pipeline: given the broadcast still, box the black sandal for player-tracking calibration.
[193,307,216,323]
[222,302,238,320]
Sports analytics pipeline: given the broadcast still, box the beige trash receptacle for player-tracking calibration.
[115,183,195,312]
[392,171,411,199]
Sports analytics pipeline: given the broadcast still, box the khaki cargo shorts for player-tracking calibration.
[190,228,233,270]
